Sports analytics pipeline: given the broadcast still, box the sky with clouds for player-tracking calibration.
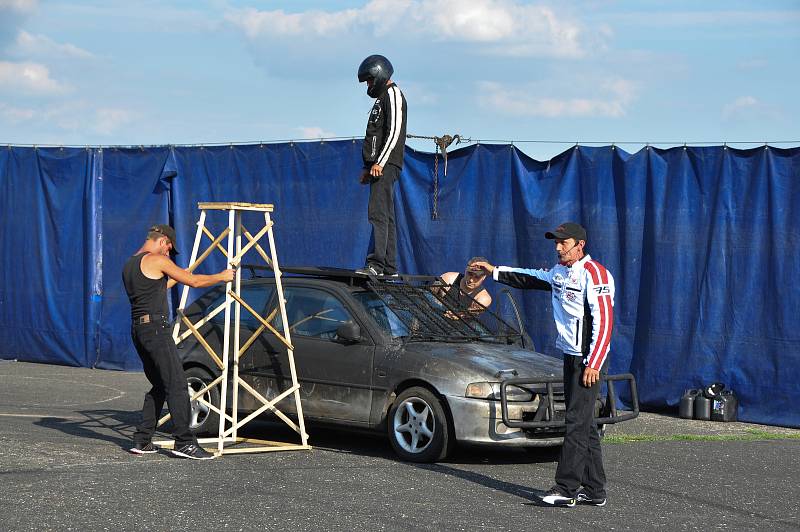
[1,0,797,160]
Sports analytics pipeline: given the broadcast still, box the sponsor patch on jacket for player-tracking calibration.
[565,291,578,302]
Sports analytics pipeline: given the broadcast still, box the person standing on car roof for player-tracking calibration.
[122,224,235,460]
[472,222,614,508]
[355,54,407,277]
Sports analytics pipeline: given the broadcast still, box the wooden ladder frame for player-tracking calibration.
[154,201,310,456]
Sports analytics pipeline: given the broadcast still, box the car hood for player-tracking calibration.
[391,341,563,396]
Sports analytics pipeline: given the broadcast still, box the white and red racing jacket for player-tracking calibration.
[493,254,615,370]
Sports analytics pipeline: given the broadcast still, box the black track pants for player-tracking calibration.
[366,163,399,274]
[131,318,197,447]
[555,354,607,498]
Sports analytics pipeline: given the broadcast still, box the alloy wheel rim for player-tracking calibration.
[393,396,436,454]
[186,376,211,429]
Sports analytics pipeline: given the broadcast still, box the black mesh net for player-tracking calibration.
[366,277,521,342]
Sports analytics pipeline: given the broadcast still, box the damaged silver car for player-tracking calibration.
[177,267,638,462]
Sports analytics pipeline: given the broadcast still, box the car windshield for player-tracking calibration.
[353,291,411,338]
[353,280,520,343]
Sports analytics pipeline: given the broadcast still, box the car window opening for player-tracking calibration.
[362,279,521,343]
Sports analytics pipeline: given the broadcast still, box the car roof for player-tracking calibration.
[242,264,440,287]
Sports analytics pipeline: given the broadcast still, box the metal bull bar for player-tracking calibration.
[500,373,639,429]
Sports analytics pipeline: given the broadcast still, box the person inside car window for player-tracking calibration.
[438,256,493,317]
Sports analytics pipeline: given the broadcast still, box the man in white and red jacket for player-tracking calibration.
[472,222,614,508]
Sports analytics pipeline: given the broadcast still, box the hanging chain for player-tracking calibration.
[433,144,439,220]
[408,133,466,221]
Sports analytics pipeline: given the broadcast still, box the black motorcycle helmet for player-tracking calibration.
[358,54,393,98]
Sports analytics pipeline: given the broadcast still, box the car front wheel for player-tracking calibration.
[388,386,453,463]
[184,366,219,436]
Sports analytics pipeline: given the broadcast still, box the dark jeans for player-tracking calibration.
[555,354,607,498]
[366,163,399,274]
[131,317,196,447]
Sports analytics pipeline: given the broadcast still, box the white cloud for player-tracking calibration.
[418,1,518,41]
[0,0,37,48]
[722,96,766,121]
[0,0,37,13]
[0,102,35,123]
[478,77,638,118]
[0,61,67,93]
[737,57,768,71]
[0,100,136,137]
[605,9,800,28]
[419,0,585,57]
[92,107,136,136]
[229,7,361,39]
[227,0,593,58]
[295,126,337,139]
[401,81,439,106]
[13,31,94,59]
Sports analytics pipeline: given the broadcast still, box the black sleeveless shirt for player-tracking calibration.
[122,253,168,320]
[446,273,480,310]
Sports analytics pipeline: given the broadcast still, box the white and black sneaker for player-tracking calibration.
[355,265,380,276]
[171,443,215,460]
[576,488,607,507]
[129,442,158,455]
[541,487,576,508]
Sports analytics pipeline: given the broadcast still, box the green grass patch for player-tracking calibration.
[604,428,800,444]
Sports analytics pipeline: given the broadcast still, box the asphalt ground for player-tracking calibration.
[0,360,798,531]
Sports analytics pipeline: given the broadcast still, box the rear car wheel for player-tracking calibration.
[388,386,453,463]
[185,366,219,436]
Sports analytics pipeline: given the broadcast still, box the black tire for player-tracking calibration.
[184,366,220,436]
[387,386,453,463]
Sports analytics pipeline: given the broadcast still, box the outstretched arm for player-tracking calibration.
[147,254,235,288]
[472,261,552,291]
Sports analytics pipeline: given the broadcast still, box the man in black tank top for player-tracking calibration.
[122,224,234,460]
[438,256,493,316]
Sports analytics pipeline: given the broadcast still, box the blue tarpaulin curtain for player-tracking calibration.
[0,142,798,427]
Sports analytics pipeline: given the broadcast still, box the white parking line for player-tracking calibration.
[0,375,127,406]
[0,413,83,420]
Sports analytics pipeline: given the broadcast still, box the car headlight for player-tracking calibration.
[465,382,500,400]
[465,382,535,402]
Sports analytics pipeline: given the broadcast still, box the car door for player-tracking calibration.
[179,282,275,373]
[252,285,375,424]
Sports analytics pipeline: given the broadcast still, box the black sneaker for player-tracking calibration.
[355,265,380,276]
[171,443,216,460]
[577,488,607,507]
[129,442,158,455]
[541,487,576,507]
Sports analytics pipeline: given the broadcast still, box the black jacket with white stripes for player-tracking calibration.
[362,83,407,170]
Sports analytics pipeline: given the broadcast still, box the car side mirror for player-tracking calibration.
[336,321,361,343]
